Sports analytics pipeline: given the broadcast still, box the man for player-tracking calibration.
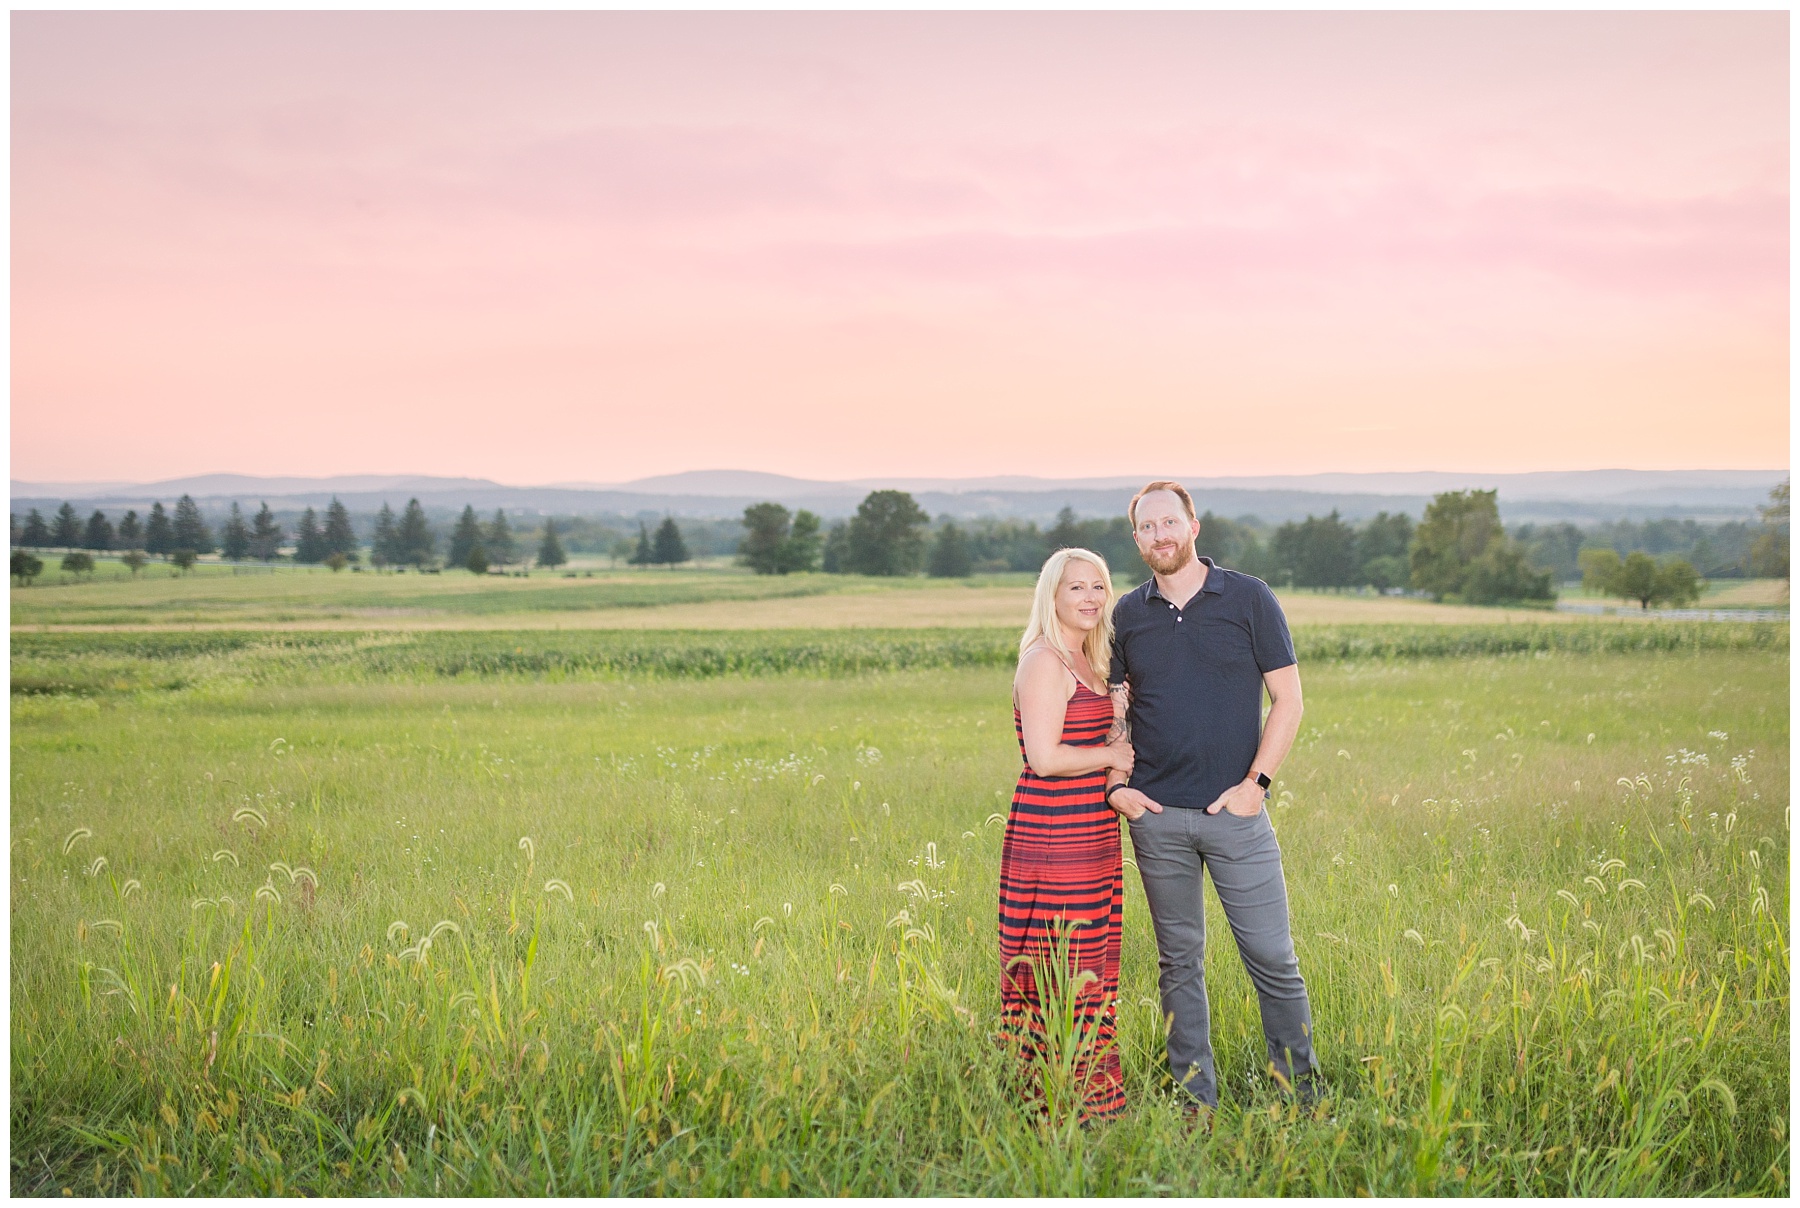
[1105,480,1320,1113]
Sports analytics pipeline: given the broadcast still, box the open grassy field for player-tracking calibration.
[1701,579,1791,608]
[10,624,1788,1195]
[17,562,1606,631]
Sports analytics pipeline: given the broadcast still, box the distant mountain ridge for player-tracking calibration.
[10,467,1787,526]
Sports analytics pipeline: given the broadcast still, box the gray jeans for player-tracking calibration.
[1126,804,1316,1106]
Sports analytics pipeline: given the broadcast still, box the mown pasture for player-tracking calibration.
[9,624,1789,1195]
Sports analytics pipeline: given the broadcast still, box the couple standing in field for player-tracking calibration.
[998,480,1320,1123]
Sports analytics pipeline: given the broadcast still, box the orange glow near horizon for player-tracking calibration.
[12,12,1789,485]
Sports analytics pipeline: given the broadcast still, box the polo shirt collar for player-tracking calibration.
[1144,556,1223,604]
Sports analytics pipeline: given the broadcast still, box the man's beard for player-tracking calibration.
[1142,541,1194,576]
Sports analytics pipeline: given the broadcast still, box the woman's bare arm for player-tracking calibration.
[1016,649,1131,778]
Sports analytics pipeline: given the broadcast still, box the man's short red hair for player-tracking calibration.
[1128,480,1198,528]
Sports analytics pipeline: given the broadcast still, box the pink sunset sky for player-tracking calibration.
[12,11,1789,485]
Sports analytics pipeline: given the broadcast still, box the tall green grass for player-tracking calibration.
[10,621,1788,698]
[10,647,1787,1195]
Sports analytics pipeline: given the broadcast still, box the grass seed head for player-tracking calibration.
[211,850,239,867]
[63,827,93,855]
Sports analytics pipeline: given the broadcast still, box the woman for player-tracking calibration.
[998,547,1133,1123]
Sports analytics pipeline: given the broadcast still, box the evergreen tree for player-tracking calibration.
[652,517,689,566]
[1357,511,1415,591]
[782,510,823,573]
[220,503,252,561]
[9,514,17,547]
[740,502,792,574]
[486,510,517,567]
[821,521,849,573]
[1270,510,1359,589]
[323,498,359,562]
[250,502,283,561]
[371,503,398,569]
[449,505,483,568]
[631,523,654,566]
[927,520,973,577]
[293,508,325,563]
[53,502,81,549]
[22,508,51,548]
[397,499,434,566]
[844,490,930,576]
[173,495,214,554]
[82,510,115,551]
[116,510,144,551]
[144,503,174,556]
[1046,506,1083,551]
[537,519,567,569]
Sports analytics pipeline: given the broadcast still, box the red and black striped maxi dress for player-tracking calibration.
[997,679,1126,1121]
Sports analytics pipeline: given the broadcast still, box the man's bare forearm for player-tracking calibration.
[1106,684,1131,787]
[1249,694,1302,781]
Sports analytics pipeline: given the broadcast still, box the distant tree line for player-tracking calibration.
[729,479,1790,609]
[12,479,1787,601]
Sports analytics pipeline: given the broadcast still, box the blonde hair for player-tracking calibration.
[1019,548,1116,679]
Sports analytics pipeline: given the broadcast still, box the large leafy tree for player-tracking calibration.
[1461,540,1554,605]
[82,510,115,552]
[1748,480,1789,579]
[740,502,792,574]
[172,495,214,555]
[1408,490,1552,603]
[220,503,252,561]
[652,517,689,567]
[1409,490,1502,600]
[844,490,930,576]
[143,503,174,556]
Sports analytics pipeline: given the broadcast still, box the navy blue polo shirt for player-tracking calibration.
[1109,557,1297,810]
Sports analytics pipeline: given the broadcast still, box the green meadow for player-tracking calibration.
[10,611,1788,1196]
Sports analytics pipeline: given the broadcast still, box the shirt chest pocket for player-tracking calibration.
[1187,616,1255,673]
